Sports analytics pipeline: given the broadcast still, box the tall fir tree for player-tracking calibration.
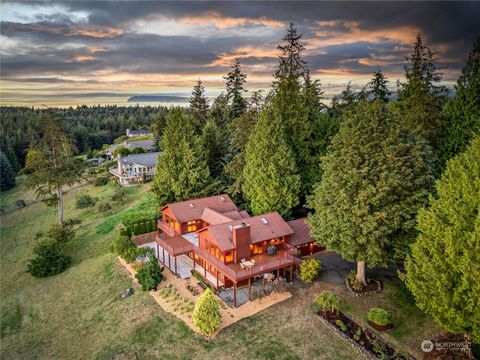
[151,108,214,205]
[438,37,480,171]
[307,100,434,286]
[0,150,16,191]
[368,71,390,102]
[243,106,300,217]
[199,119,226,183]
[189,79,209,129]
[397,35,447,148]
[209,93,230,129]
[405,137,480,342]
[24,112,84,224]
[273,23,313,196]
[224,59,247,122]
[225,92,263,201]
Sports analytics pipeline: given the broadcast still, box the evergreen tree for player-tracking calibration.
[405,137,480,342]
[209,93,230,129]
[199,119,226,182]
[330,82,357,119]
[192,288,221,335]
[273,23,312,195]
[368,71,390,103]
[225,92,263,201]
[307,100,434,286]
[0,150,16,191]
[438,37,480,171]
[151,112,166,151]
[24,111,84,224]
[151,108,214,205]
[243,106,300,217]
[397,35,447,146]
[189,79,209,129]
[224,59,247,121]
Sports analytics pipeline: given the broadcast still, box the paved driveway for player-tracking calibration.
[316,251,401,285]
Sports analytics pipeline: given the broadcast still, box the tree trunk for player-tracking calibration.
[57,186,63,225]
[356,260,367,286]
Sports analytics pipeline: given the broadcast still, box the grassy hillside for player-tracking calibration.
[0,181,355,360]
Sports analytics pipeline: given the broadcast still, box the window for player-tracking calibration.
[224,251,233,263]
[187,221,197,232]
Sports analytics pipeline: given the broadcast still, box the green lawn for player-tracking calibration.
[0,182,356,360]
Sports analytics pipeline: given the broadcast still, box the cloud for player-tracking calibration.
[1,1,478,106]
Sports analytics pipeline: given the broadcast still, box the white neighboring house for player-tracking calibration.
[126,129,153,138]
[109,152,161,186]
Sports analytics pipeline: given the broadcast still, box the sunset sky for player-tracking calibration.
[1,1,479,107]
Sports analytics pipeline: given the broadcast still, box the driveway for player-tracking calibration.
[316,251,401,285]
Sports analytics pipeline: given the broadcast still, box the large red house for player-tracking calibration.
[154,194,323,306]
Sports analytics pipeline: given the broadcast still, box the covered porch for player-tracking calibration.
[155,234,194,278]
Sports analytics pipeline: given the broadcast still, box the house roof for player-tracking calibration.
[200,208,235,225]
[119,152,161,167]
[162,194,238,223]
[107,139,155,153]
[287,218,316,246]
[128,129,152,136]
[203,212,294,252]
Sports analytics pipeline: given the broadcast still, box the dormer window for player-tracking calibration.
[261,217,269,224]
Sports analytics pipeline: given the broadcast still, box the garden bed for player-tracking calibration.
[318,309,412,360]
[346,278,382,296]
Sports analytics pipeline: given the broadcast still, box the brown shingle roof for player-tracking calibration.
[287,218,316,246]
[204,212,294,252]
[162,194,238,223]
[200,208,234,225]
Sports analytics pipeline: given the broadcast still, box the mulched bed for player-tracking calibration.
[346,278,382,296]
[318,309,412,360]
[368,320,394,333]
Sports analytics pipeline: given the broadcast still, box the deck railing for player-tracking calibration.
[195,247,295,282]
[157,220,177,238]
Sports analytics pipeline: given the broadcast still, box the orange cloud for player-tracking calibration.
[209,45,278,67]
[308,20,420,48]
[180,12,284,29]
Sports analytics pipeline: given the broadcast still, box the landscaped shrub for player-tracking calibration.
[110,234,138,262]
[299,258,321,282]
[27,238,71,277]
[135,258,164,291]
[98,201,112,212]
[313,291,343,313]
[150,219,156,232]
[367,307,392,326]
[192,289,221,335]
[132,223,140,235]
[354,328,362,341]
[75,194,97,209]
[42,194,58,208]
[336,319,348,332]
[95,175,109,186]
[27,223,75,277]
[139,221,147,234]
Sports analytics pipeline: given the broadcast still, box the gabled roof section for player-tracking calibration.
[201,208,234,225]
[287,218,316,246]
[206,212,294,252]
[120,152,161,167]
[162,194,238,223]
